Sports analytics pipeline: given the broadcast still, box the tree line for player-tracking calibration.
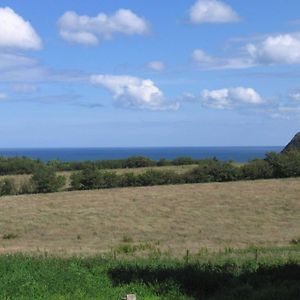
[0,155,196,176]
[1,151,300,196]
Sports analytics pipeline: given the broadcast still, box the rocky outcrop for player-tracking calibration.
[282,132,300,152]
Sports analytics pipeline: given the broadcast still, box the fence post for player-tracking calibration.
[185,249,189,264]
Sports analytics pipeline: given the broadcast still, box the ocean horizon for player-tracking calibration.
[0,146,283,163]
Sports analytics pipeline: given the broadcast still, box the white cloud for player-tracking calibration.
[147,61,165,71]
[189,0,240,24]
[58,9,149,46]
[201,87,263,109]
[288,89,300,101]
[192,49,214,63]
[192,48,254,70]
[0,93,7,100]
[90,74,179,111]
[0,7,42,50]
[246,33,300,65]
[192,33,300,70]
[0,53,37,71]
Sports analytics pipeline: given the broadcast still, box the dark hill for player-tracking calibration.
[282,132,300,152]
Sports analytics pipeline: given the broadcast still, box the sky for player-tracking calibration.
[1,0,300,147]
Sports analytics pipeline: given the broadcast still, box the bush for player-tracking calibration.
[137,170,181,186]
[70,168,98,190]
[119,172,139,187]
[0,178,17,196]
[30,166,66,193]
[122,156,155,168]
[265,151,300,178]
[183,159,240,183]
[99,172,120,188]
[70,169,120,190]
[172,156,195,166]
[241,159,273,180]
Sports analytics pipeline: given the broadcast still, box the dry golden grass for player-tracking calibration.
[0,178,299,256]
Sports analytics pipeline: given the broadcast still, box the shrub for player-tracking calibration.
[241,159,273,180]
[157,158,171,166]
[265,151,300,178]
[137,170,180,186]
[119,172,139,187]
[30,166,66,193]
[0,178,17,196]
[183,159,240,183]
[98,172,120,188]
[122,156,155,168]
[172,156,195,166]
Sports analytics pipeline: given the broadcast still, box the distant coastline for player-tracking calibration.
[0,146,282,163]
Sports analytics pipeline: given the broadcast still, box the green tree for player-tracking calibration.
[31,166,66,193]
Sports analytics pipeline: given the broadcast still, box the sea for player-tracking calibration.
[0,147,282,163]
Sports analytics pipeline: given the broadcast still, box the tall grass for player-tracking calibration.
[0,246,299,300]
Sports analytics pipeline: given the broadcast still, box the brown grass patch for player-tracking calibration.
[0,178,299,256]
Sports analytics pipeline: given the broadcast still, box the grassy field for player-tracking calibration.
[0,178,299,256]
[0,248,299,300]
[0,164,198,190]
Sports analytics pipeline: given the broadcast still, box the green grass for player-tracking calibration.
[0,246,299,300]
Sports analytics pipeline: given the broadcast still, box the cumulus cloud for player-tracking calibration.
[0,7,42,50]
[201,87,263,109]
[189,0,240,24]
[147,61,165,71]
[58,9,149,45]
[90,74,179,111]
[246,33,300,65]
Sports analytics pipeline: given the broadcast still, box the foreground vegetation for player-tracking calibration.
[0,246,299,300]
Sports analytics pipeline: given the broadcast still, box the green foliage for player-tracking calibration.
[137,170,182,186]
[122,156,156,168]
[0,178,17,196]
[0,250,299,300]
[265,151,300,178]
[30,166,66,193]
[0,156,43,175]
[2,150,300,195]
[184,159,241,183]
[241,159,273,180]
[0,155,196,175]
[172,156,195,166]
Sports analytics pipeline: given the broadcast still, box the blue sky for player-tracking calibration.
[1,0,300,147]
